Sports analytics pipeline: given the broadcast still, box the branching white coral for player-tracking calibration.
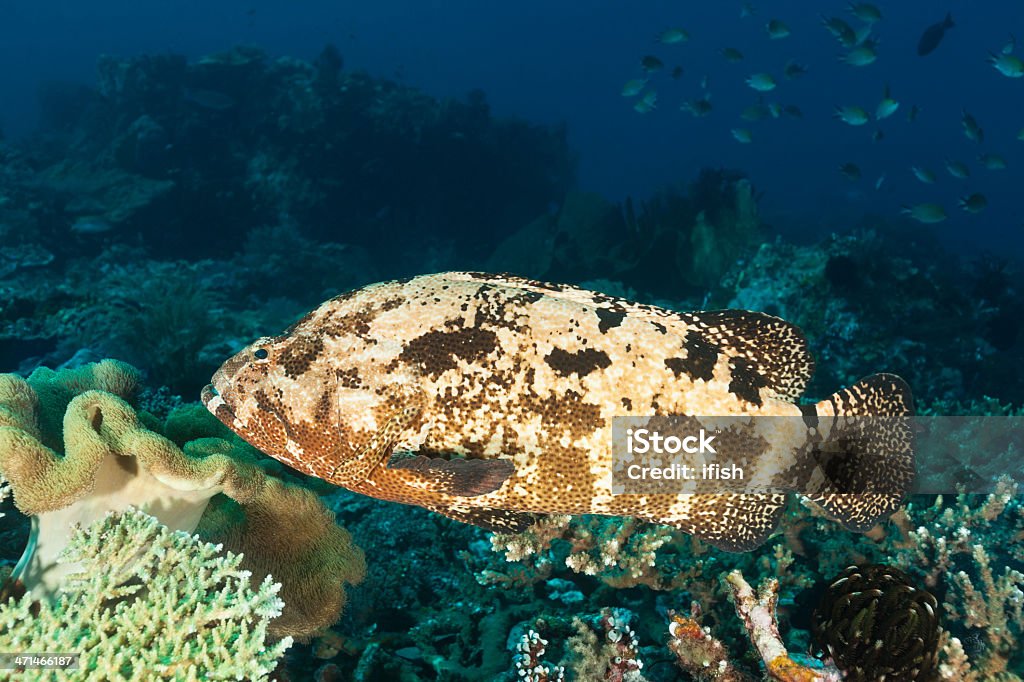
[0,507,291,681]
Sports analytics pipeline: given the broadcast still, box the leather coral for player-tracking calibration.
[0,359,364,639]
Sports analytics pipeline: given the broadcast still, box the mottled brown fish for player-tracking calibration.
[203,273,914,551]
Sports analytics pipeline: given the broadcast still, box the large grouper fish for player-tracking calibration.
[202,272,914,551]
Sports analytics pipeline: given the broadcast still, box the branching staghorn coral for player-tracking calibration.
[0,508,290,681]
[891,480,1024,679]
[487,514,711,590]
[0,360,364,639]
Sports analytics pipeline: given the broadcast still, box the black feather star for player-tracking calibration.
[811,564,941,681]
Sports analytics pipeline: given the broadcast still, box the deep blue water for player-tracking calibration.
[2,0,1023,256]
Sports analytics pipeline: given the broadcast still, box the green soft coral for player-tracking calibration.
[0,508,291,681]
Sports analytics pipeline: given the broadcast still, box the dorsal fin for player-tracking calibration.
[683,310,815,401]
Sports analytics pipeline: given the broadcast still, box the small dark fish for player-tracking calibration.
[766,19,791,40]
[945,158,970,179]
[907,104,921,122]
[978,153,1008,170]
[917,12,954,56]
[958,193,988,213]
[656,28,689,44]
[721,47,745,63]
[783,60,808,79]
[901,203,947,224]
[681,95,713,117]
[962,109,984,143]
[848,3,882,24]
[821,15,858,47]
[839,162,862,180]
[671,65,684,80]
[641,55,664,73]
[731,128,753,143]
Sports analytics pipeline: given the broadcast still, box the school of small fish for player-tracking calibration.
[618,3,1020,227]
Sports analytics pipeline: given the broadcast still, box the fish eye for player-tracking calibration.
[253,348,269,360]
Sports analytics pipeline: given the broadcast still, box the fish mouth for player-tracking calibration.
[201,383,237,428]
[200,383,219,408]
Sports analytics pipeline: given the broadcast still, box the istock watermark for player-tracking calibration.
[625,427,718,454]
[610,415,1024,496]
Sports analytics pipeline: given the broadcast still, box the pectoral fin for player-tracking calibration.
[327,400,425,486]
[388,455,515,496]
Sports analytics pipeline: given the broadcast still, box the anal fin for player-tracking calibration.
[388,455,515,497]
[428,505,538,533]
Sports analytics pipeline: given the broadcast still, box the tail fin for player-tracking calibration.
[804,374,914,531]
[945,12,954,28]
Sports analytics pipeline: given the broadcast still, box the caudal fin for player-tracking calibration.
[945,12,954,28]
[804,374,915,531]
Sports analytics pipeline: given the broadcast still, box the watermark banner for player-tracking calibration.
[611,415,1023,495]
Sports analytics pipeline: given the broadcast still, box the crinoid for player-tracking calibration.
[811,563,941,681]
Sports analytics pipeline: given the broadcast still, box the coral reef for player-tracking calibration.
[502,608,647,682]
[720,229,1024,406]
[487,169,761,299]
[890,481,1024,679]
[0,508,290,681]
[666,603,753,681]
[0,360,364,639]
[76,262,224,395]
[513,628,566,681]
[16,45,574,266]
[0,39,1022,682]
[726,570,843,682]
[486,514,707,591]
[566,608,646,681]
[471,482,1024,681]
[666,570,844,682]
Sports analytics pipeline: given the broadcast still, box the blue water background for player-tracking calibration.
[1,0,1022,256]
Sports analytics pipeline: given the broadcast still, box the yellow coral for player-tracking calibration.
[0,361,364,639]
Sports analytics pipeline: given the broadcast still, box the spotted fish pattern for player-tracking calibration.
[202,272,914,551]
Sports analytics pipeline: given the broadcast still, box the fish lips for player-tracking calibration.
[201,382,239,429]
[201,353,253,422]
